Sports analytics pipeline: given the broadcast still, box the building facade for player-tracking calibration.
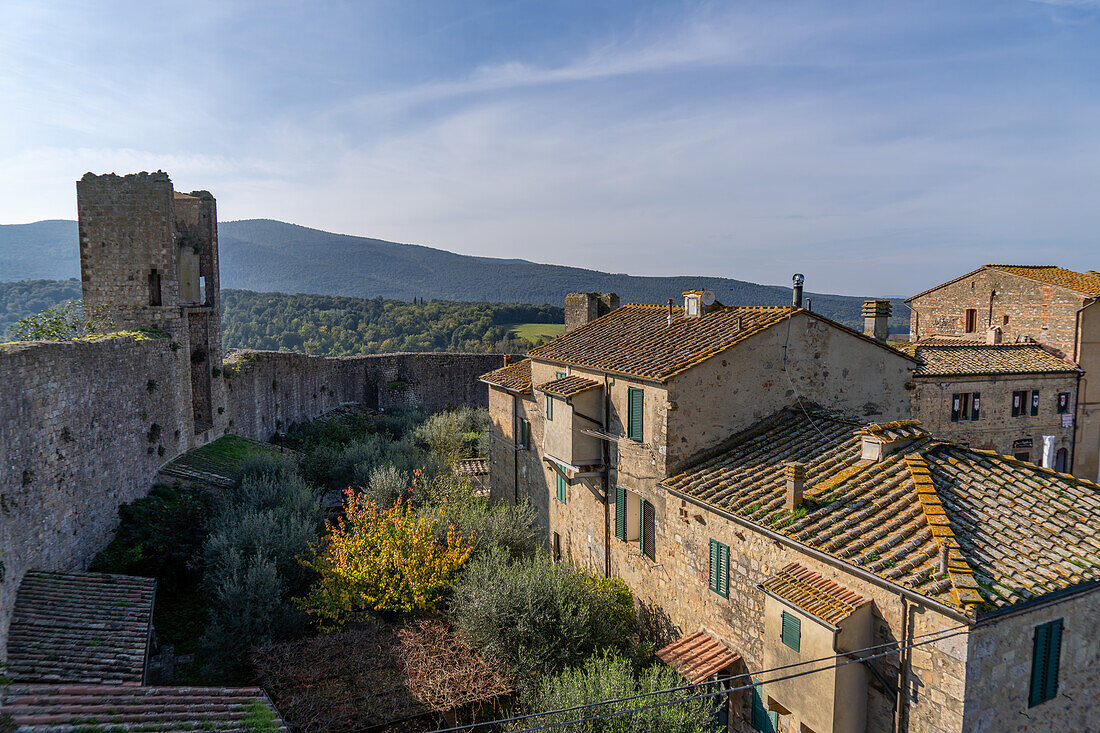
[906,265,1100,480]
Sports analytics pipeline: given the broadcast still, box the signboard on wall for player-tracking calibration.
[1062,413,1075,428]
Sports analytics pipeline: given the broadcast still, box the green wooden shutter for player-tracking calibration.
[781,611,801,652]
[556,473,567,503]
[708,539,719,593]
[971,393,981,421]
[524,419,531,449]
[546,394,553,421]
[1030,619,1063,707]
[750,680,774,733]
[641,499,655,560]
[719,543,729,598]
[951,394,961,422]
[556,371,566,379]
[627,388,644,442]
[615,486,626,540]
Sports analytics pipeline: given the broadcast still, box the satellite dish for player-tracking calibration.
[701,290,716,306]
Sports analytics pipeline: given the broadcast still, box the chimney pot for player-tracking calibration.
[792,274,805,309]
[861,300,892,341]
[785,461,806,511]
[986,326,1002,345]
[938,543,950,576]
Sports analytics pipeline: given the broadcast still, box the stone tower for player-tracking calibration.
[77,171,224,438]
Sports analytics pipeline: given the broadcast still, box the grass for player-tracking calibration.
[508,322,566,343]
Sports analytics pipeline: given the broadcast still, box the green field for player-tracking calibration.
[509,322,566,343]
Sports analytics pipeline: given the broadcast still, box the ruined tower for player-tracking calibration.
[77,171,223,438]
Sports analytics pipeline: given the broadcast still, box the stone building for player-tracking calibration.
[481,291,1100,732]
[895,339,1080,470]
[906,265,1100,480]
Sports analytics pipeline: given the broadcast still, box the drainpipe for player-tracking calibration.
[893,595,913,733]
[1072,370,1082,474]
[512,392,519,505]
[603,374,612,578]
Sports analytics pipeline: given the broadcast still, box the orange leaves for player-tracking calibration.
[298,489,472,632]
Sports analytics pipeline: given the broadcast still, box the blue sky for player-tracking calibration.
[2,0,1098,296]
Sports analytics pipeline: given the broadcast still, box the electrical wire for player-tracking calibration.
[780,310,833,442]
[426,623,968,733]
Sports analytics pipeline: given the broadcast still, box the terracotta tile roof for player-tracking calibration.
[454,458,489,475]
[479,358,532,394]
[656,631,741,683]
[856,420,930,443]
[527,305,796,380]
[986,265,1100,297]
[760,563,867,625]
[6,572,155,686]
[894,342,1080,377]
[661,408,1100,614]
[536,374,601,397]
[0,684,288,732]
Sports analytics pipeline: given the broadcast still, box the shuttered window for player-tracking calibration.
[1031,389,1040,417]
[546,394,553,421]
[519,418,531,449]
[781,611,801,652]
[627,388,644,442]
[615,486,626,541]
[641,499,655,560]
[971,393,981,421]
[556,371,567,379]
[750,680,777,733]
[708,539,729,598]
[951,393,961,422]
[1029,619,1063,707]
[555,473,568,503]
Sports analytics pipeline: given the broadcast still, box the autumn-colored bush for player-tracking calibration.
[299,490,472,631]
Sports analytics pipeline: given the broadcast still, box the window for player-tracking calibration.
[965,308,978,333]
[552,532,562,562]
[781,611,801,652]
[1057,392,1071,414]
[556,370,567,379]
[1029,619,1063,707]
[750,681,777,733]
[708,539,729,598]
[627,387,644,442]
[951,392,980,422]
[555,473,568,503]
[1014,451,1031,462]
[148,269,162,306]
[546,394,554,421]
[615,487,655,560]
[1055,448,1068,473]
[1031,390,1040,416]
[1013,390,1036,418]
[518,418,531,450]
[1003,314,1010,326]
[707,677,730,732]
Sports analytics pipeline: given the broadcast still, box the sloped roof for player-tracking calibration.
[656,631,741,684]
[0,684,288,732]
[479,358,532,394]
[536,374,601,397]
[895,341,1080,377]
[6,571,155,686]
[908,265,1100,301]
[760,563,867,626]
[987,265,1100,297]
[527,305,913,382]
[661,408,1100,614]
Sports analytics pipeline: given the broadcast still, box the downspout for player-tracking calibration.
[1072,370,1082,474]
[603,374,612,578]
[512,392,519,505]
[893,595,913,733]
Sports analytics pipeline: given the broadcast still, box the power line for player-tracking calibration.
[427,623,968,733]
[507,628,969,733]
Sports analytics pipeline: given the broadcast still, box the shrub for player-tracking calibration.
[7,301,114,341]
[234,452,299,487]
[521,651,718,733]
[372,405,427,440]
[364,463,410,507]
[421,477,537,558]
[414,407,491,462]
[450,548,634,679]
[298,492,472,631]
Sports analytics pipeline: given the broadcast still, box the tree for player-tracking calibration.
[298,490,471,631]
[7,300,114,341]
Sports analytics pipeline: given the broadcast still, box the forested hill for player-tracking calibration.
[0,219,906,330]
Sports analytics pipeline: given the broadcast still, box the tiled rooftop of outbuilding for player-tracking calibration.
[536,374,601,397]
[479,358,532,394]
[6,571,155,686]
[0,684,288,732]
[656,631,741,684]
[760,563,867,626]
[661,408,1100,614]
[895,341,1080,377]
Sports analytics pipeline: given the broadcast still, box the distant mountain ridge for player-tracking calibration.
[0,218,907,329]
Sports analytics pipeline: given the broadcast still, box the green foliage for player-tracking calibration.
[241,699,280,733]
[450,548,635,680]
[0,278,82,336]
[6,300,114,341]
[419,475,537,558]
[414,407,491,462]
[521,651,719,733]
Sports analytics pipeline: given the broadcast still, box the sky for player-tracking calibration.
[1,0,1099,296]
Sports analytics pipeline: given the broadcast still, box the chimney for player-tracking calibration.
[986,326,1002,345]
[667,298,674,326]
[861,300,892,341]
[785,461,805,511]
[938,543,950,576]
[683,291,703,319]
[565,292,620,332]
[792,274,805,309]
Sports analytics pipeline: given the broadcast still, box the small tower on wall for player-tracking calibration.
[77,171,224,441]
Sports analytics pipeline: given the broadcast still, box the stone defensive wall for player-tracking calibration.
[0,336,502,651]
